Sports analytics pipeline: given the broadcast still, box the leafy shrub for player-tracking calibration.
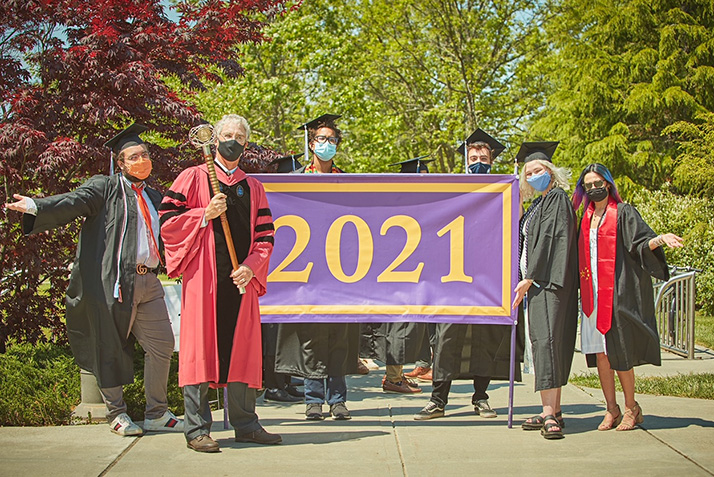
[0,342,80,426]
[0,341,183,426]
[632,185,714,315]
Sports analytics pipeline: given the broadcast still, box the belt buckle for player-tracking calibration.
[137,264,148,275]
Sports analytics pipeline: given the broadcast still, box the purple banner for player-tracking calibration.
[258,173,519,324]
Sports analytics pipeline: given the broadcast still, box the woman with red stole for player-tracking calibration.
[572,163,683,431]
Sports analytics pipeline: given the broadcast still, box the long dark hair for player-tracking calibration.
[572,163,623,210]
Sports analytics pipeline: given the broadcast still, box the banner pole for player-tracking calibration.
[508,321,516,428]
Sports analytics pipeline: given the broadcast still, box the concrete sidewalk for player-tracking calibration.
[1,348,713,477]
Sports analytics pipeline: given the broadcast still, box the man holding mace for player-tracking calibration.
[159,114,279,453]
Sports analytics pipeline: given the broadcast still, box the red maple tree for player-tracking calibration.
[0,0,298,351]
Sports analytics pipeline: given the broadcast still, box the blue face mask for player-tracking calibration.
[527,171,552,192]
[314,142,337,162]
[468,162,491,174]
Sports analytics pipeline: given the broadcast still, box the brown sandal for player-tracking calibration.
[597,405,622,431]
[616,402,644,431]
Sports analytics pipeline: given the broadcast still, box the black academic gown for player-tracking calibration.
[521,187,579,392]
[583,203,668,371]
[359,322,426,366]
[274,161,359,379]
[22,174,161,389]
[431,315,524,382]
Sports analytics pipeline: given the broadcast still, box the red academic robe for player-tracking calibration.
[160,164,274,388]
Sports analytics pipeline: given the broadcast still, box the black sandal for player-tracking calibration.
[555,410,565,429]
[522,414,545,430]
[540,415,564,440]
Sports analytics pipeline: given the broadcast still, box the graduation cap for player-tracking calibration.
[297,114,342,132]
[104,123,148,154]
[456,128,506,159]
[297,114,341,162]
[390,155,434,173]
[270,153,304,173]
[104,123,149,175]
[515,141,559,163]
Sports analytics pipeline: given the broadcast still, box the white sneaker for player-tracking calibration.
[143,409,184,432]
[361,358,380,370]
[110,413,143,436]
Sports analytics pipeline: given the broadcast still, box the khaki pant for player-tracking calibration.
[386,364,404,383]
[100,273,175,421]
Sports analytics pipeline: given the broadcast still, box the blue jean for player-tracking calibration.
[304,376,347,405]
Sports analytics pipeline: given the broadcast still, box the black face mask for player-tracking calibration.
[218,139,245,162]
[468,162,491,174]
[586,186,609,203]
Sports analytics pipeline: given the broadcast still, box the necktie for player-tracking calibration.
[131,184,163,266]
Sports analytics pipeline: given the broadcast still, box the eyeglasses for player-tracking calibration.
[314,135,340,145]
[219,133,246,142]
[127,151,150,162]
[583,179,606,190]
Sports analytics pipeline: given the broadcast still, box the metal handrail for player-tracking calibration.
[653,267,697,358]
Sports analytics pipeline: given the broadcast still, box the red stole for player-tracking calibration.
[578,197,618,334]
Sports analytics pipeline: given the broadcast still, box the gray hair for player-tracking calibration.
[214,114,251,140]
[519,159,572,200]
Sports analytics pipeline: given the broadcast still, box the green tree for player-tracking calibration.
[193,0,553,173]
[531,0,714,197]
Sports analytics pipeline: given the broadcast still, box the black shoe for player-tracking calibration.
[413,401,445,420]
[285,385,303,398]
[264,388,302,403]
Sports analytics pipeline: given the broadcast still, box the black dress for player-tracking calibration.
[519,187,579,391]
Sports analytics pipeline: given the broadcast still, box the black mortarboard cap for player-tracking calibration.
[456,128,506,159]
[104,123,149,154]
[270,153,304,173]
[297,114,341,131]
[515,141,559,163]
[389,155,434,173]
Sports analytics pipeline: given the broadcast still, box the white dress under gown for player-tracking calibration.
[580,218,607,355]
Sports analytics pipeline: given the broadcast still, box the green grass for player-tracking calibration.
[570,372,714,400]
[695,312,714,349]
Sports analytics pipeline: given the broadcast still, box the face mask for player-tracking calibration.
[314,141,337,162]
[586,186,609,203]
[468,162,491,174]
[527,171,552,192]
[123,157,152,181]
[218,139,245,162]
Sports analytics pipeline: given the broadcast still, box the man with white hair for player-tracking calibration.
[160,114,280,453]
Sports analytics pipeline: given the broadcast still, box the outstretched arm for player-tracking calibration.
[5,194,35,214]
